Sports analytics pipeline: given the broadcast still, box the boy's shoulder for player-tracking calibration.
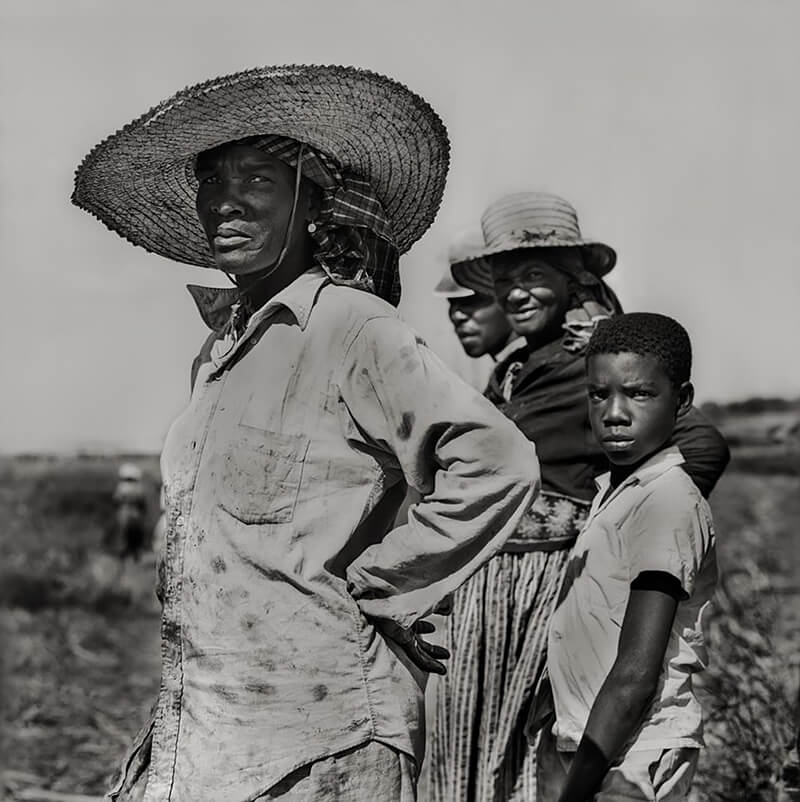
[621,461,716,556]
[616,454,714,531]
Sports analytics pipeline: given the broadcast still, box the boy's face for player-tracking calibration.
[587,351,693,467]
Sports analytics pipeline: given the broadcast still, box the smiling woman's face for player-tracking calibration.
[194,143,298,275]
[490,252,572,346]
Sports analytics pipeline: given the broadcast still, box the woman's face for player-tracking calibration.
[194,143,299,276]
[491,253,572,345]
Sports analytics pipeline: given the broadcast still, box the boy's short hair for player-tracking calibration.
[586,312,692,386]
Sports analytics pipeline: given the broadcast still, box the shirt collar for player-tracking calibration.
[493,335,528,364]
[187,267,329,334]
[594,444,685,497]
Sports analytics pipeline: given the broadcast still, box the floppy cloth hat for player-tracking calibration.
[71,65,450,290]
[453,192,622,353]
[456,191,616,277]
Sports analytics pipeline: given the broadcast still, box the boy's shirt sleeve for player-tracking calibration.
[337,315,540,630]
[625,477,711,598]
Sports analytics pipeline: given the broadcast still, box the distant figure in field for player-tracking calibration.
[108,463,148,561]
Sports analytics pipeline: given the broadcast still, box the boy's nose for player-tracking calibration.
[604,397,630,425]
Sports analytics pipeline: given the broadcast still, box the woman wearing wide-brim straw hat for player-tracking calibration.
[73,65,541,802]
[429,192,731,802]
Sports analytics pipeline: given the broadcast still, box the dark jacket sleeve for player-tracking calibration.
[670,406,731,498]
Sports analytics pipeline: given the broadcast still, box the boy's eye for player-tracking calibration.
[588,389,607,402]
[631,389,652,399]
[198,175,219,185]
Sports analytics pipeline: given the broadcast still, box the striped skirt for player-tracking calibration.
[429,494,588,802]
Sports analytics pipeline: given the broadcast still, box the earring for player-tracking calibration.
[307,222,317,234]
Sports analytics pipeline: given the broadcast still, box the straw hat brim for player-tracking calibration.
[459,238,617,277]
[72,65,450,266]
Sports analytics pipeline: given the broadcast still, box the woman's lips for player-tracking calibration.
[509,308,538,322]
[213,231,250,249]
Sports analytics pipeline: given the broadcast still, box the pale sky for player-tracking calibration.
[3,0,799,453]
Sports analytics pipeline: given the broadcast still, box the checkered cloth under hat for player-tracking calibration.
[248,135,400,305]
[71,64,450,297]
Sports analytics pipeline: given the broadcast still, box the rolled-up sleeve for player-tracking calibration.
[338,316,540,629]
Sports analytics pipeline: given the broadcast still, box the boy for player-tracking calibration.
[533,312,718,801]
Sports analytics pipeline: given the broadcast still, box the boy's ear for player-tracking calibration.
[676,381,694,418]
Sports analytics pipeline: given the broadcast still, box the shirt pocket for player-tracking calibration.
[218,426,310,525]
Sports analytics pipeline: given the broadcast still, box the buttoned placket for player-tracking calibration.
[144,365,230,802]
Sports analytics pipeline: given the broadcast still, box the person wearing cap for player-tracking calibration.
[107,463,149,560]
[433,232,522,363]
[73,66,539,802]
[430,192,730,802]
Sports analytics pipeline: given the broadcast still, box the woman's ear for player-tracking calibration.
[676,381,694,418]
[302,180,323,224]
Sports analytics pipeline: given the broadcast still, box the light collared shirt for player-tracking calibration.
[492,335,527,366]
[131,268,539,802]
[547,446,717,753]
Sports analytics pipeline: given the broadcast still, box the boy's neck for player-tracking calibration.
[606,441,671,490]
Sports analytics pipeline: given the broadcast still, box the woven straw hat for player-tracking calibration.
[72,65,450,266]
[457,192,616,277]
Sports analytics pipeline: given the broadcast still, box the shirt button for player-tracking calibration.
[176,515,186,528]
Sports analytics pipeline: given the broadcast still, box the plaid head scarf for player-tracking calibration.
[537,247,623,353]
[246,135,401,306]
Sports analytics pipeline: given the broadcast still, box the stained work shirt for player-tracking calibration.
[546,447,717,752]
[135,269,539,802]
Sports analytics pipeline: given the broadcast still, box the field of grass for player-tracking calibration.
[0,449,798,801]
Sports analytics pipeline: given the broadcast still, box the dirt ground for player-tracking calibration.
[0,452,798,801]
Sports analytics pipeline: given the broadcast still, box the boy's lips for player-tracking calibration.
[602,436,635,450]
